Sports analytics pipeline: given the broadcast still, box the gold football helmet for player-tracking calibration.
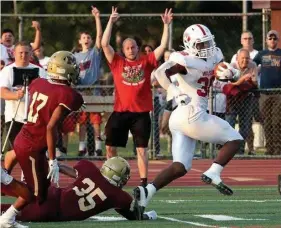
[100,157,130,188]
[47,51,80,85]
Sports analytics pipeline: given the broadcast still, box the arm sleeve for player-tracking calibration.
[108,53,123,73]
[147,52,158,69]
[58,90,84,112]
[73,160,99,178]
[0,67,12,88]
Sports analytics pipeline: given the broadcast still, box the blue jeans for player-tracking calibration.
[226,95,254,154]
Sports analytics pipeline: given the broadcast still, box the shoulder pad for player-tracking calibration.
[215,47,224,63]
[169,52,187,66]
[169,51,202,68]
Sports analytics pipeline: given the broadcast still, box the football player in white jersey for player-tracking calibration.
[134,24,244,209]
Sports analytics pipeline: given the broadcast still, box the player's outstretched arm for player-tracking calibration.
[101,6,119,63]
[58,163,78,179]
[154,8,173,61]
[91,6,102,49]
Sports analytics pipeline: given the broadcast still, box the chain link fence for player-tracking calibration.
[2,12,279,159]
[50,85,281,159]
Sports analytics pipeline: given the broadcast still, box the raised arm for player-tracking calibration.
[153,9,173,61]
[31,21,41,51]
[101,7,119,64]
[91,6,102,49]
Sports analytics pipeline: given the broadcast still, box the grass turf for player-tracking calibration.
[2,186,281,227]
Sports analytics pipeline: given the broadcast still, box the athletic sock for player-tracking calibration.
[146,183,157,199]
[207,163,223,175]
[1,205,19,222]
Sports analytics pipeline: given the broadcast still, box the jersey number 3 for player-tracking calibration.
[197,77,213,97]
[27,92,48,123]
[73,178,107,212]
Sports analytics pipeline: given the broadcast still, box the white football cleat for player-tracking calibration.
[201,171,233,196]
[0,220,29,228]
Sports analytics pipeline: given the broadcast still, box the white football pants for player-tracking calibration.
[169,104,243,170]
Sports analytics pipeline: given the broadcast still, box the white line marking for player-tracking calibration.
[195,215,267,221]
[158,216,219,227]
[158,199,281,203]
[89,216,126,221]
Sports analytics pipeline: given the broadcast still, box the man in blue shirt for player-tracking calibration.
[253,30,281,155]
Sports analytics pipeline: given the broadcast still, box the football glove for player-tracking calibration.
[47,159,59,185]
[216,62,240,81]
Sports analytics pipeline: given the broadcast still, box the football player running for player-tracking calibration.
[1,157,157,222]
[0,51,84,228]
[134,24,244,209]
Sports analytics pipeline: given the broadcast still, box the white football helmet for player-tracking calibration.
[183,24,216,58]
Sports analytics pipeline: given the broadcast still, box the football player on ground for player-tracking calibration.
[1,157,157,222]
[134,24,244,210]
[0,51,84,228]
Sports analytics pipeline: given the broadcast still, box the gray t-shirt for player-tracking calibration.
[74,46,102,85]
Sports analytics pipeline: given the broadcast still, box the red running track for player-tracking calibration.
[5,159,281,187]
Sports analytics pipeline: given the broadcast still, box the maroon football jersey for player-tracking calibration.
[22,78,83,146]
[59,160,134,221]
[4,161,136,222]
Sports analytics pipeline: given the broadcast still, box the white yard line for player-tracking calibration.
[158,216,222,227]
[158,199,281,203]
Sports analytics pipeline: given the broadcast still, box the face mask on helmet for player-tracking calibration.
[47,51,80,85]
[183,24,216,59]
[100,157,130,188]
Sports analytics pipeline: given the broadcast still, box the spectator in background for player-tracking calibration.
[231,30,260,155]
[33,43,50,70]
[0,41,46,175]
[231,31,258,63]
[141,44,154,55]
[253,30,281,155]
[224,49,258,155]
[72,6,103,157]
[0,21,42,65]
[101,7,173,186]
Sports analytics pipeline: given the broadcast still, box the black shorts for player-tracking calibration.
[5,121,24,149]
[105,111,151,148]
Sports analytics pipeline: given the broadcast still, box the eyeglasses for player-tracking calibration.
[268,37,277,41]
[243,37,253,40]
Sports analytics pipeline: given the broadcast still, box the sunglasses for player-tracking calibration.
[268,37,277,41]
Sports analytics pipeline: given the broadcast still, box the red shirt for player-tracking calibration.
[21,78,83,147]
[108,52,158,112]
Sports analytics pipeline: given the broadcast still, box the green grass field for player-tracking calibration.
[2,186,281,227]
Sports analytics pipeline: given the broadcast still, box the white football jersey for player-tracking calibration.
[169,47,223,110]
